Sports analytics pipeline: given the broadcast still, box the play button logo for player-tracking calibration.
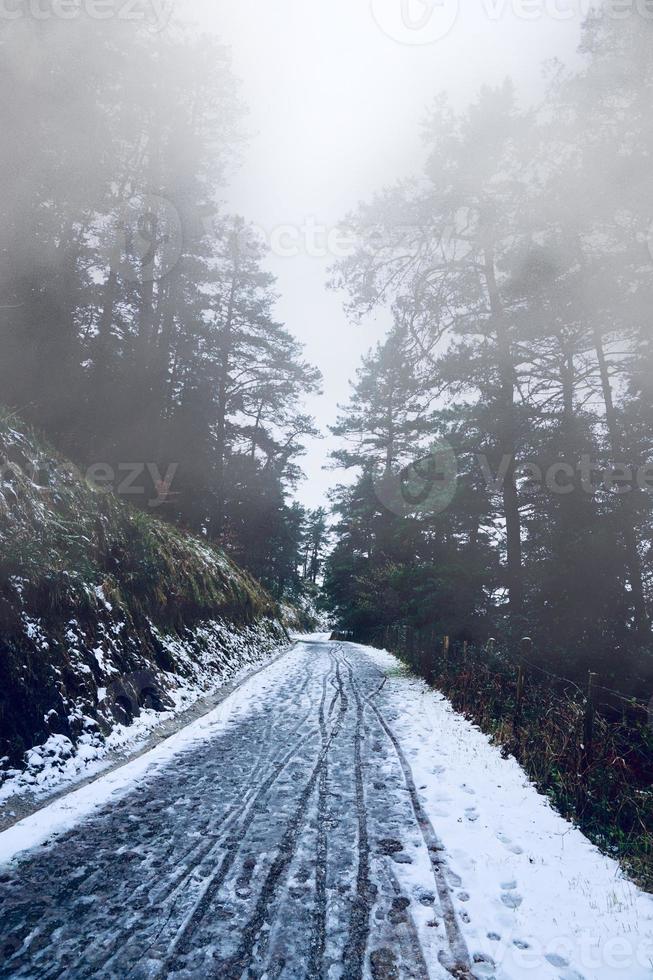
[370,0,460,45]
[372,441,458,518]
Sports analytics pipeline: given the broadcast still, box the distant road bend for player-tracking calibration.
[0,638,474,979]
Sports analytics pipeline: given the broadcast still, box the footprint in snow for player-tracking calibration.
[472,952,496,971]
[446,869,462,888]
[392,852,413,864]
[388,896,411,925]
[496,832,524,855]
[369,947,399,980]
[545,952,569,968]
[500,890,523,909]
[465,807,479,822]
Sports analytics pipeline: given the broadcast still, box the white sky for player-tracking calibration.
[181,0,585,509]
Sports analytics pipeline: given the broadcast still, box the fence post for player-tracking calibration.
[442,635,450,659]
[516,665,525,719]
[520,636,533,659]
[583,671,597,762]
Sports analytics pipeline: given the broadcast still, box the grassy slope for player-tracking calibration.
[0,410,285,771]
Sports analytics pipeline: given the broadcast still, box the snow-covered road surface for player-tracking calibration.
[0,638,651,979]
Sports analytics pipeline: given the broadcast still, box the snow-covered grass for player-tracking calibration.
[0,409,285,796]
[0,621,288,810]
[362,643,653,979]
[279,587,333,633]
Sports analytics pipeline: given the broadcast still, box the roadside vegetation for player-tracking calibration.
[356,625,653,891]
[0,411,284,776]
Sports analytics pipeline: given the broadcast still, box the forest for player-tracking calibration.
[325,10,653,696]
[0,15,329,605]
[1,3,653,971]
[1,11,652,693]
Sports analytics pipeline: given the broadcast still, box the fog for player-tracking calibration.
[191,0,584,507]
[1,0,652,617]
[1,0,653,929]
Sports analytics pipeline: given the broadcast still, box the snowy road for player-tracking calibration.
[0,638,651,979]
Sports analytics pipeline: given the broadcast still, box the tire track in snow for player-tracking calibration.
[328,656,348,719]
[306,665,332,979]
[214,654,349,979]
[341,656,374,980]
[87,667,321,978]
[352,661,473,980]
[376,860,431,980]
[0,641,475,980]
[147,666,316,909]
[304,648,351,979]
[151,666,332,975]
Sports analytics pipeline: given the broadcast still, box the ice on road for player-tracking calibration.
[0,638,651,979]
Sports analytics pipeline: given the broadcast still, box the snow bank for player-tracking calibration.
[0,620,287,808]
[362,644,653,980]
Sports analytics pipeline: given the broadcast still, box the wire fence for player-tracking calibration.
[361,623,652,722]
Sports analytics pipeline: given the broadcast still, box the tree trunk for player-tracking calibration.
[484,247,523,619]
[213,237,240,539]
[593,327,649,636]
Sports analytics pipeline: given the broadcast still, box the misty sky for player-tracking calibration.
[183,0,585,509]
